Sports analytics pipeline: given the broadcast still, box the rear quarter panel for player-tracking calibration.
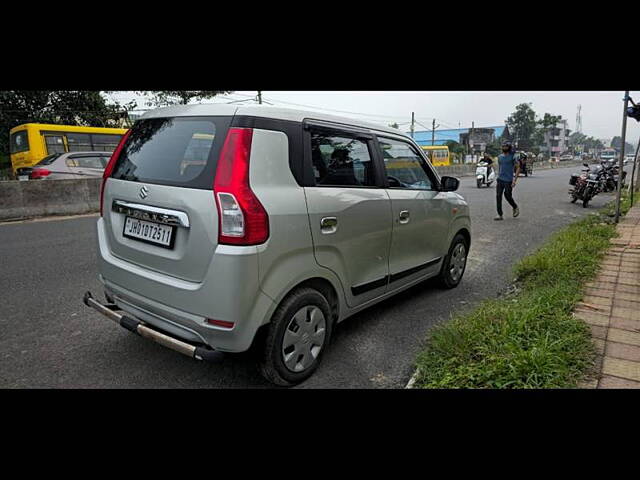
[249,128,346,318]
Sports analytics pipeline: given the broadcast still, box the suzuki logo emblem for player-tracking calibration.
[139,186,149,199]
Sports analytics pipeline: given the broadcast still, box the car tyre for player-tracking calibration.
[436,233,469,289]
[259,287,333,387]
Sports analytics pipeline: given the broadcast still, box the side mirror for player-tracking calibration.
[440,176,459,192]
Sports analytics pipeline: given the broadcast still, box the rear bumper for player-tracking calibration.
[83,291,224,362]
[96,218,277,352]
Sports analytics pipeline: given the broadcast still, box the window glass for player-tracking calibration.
[37,154,61,166]
[10,131,29,153]
[72,156,105,169]
[112,117,222,188]
[90,134,122,152]
[67,133,92,152]
[45,136,66,154]
[310,131,376,187]
[379,137,433,190]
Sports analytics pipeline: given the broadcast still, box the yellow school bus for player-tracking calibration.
[422,145,450,167]
[9,123,128,173]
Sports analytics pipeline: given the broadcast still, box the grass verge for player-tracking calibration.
[412,190,637,389]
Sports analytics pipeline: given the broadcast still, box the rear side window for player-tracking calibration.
[111,116,231,189]
[310,130,376,187]
[69,156,105,169]
[10,131,29,153]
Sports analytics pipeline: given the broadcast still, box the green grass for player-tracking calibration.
[412,191,637,389]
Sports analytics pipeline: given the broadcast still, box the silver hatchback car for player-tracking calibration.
[83,104,471,386]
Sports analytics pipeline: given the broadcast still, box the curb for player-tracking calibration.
[405,369,419,389]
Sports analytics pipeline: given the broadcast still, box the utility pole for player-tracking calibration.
[615,91,630,223]
[410,112,415,139]
[470,121,475,161]
[257,91,262,104]
[432,118,436,146]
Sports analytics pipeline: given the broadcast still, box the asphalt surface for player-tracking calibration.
[0,165,615,388]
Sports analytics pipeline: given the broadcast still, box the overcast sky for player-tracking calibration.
[108,91,640,147]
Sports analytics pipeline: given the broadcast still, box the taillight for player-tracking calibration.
[30,168,51,179]
[213,128,269,245]
[206,318,235,329]
[101,129,132,216]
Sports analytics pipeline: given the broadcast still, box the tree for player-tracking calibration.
[506,103,537,150]
[0,91,134,157]
[136,90,231,107]
[610,136,634,153]
[388,122,399,129]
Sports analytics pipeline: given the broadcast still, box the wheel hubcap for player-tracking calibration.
[449,243,467,283]
[282,306,326,373]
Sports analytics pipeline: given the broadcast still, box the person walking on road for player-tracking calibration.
[494,141,520,221]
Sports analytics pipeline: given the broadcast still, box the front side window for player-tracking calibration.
[379,137,434,190]
[10,131,29,154]
[310,131,376,187]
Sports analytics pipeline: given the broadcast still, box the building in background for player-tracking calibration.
[409,125,510,162]
[543,119,571,157]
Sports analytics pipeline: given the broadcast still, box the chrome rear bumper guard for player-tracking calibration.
[83,291,224,363]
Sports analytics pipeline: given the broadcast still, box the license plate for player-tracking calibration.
[123,216,175,248]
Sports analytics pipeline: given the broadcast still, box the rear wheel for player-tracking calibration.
[583,188,591,208]
[436,233,468,289]
[259,287,333,386]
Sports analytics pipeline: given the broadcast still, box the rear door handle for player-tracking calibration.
[399,210,410,224]
[320,216,338,234]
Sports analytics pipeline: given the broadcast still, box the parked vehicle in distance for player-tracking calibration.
[9,123,127,173]
[83,104,471,386]
[421,145,451,167]
[23,152,111,180]
[559,154,573,161]
[600,148,617,162]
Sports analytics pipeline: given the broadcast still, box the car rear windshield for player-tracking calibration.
[37,154,62,166]
[111,116,232,189]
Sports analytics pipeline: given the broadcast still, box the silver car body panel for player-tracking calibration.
[96,104,470,353]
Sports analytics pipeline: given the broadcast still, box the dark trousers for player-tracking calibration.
[496,179,518,216]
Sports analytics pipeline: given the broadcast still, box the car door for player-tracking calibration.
[303,123,393,308]
[376,135,450,289]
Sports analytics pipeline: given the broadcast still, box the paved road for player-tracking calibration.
[0,165,615,388]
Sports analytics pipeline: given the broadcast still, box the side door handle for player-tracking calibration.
[399,210,410,224]
[320,216,338,234]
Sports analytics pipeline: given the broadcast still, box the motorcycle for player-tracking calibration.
[476,161,496,188]
[569,163,605,208]
[603,159,628,192]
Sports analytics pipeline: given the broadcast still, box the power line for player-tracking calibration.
[261,96,411,121]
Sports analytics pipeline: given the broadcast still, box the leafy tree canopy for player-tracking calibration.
[0,91,135,156]
[136,91,231,107]
[506,103,537,150]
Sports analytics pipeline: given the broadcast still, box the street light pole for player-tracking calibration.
[410,112,415,139]
[614,91,630,223]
